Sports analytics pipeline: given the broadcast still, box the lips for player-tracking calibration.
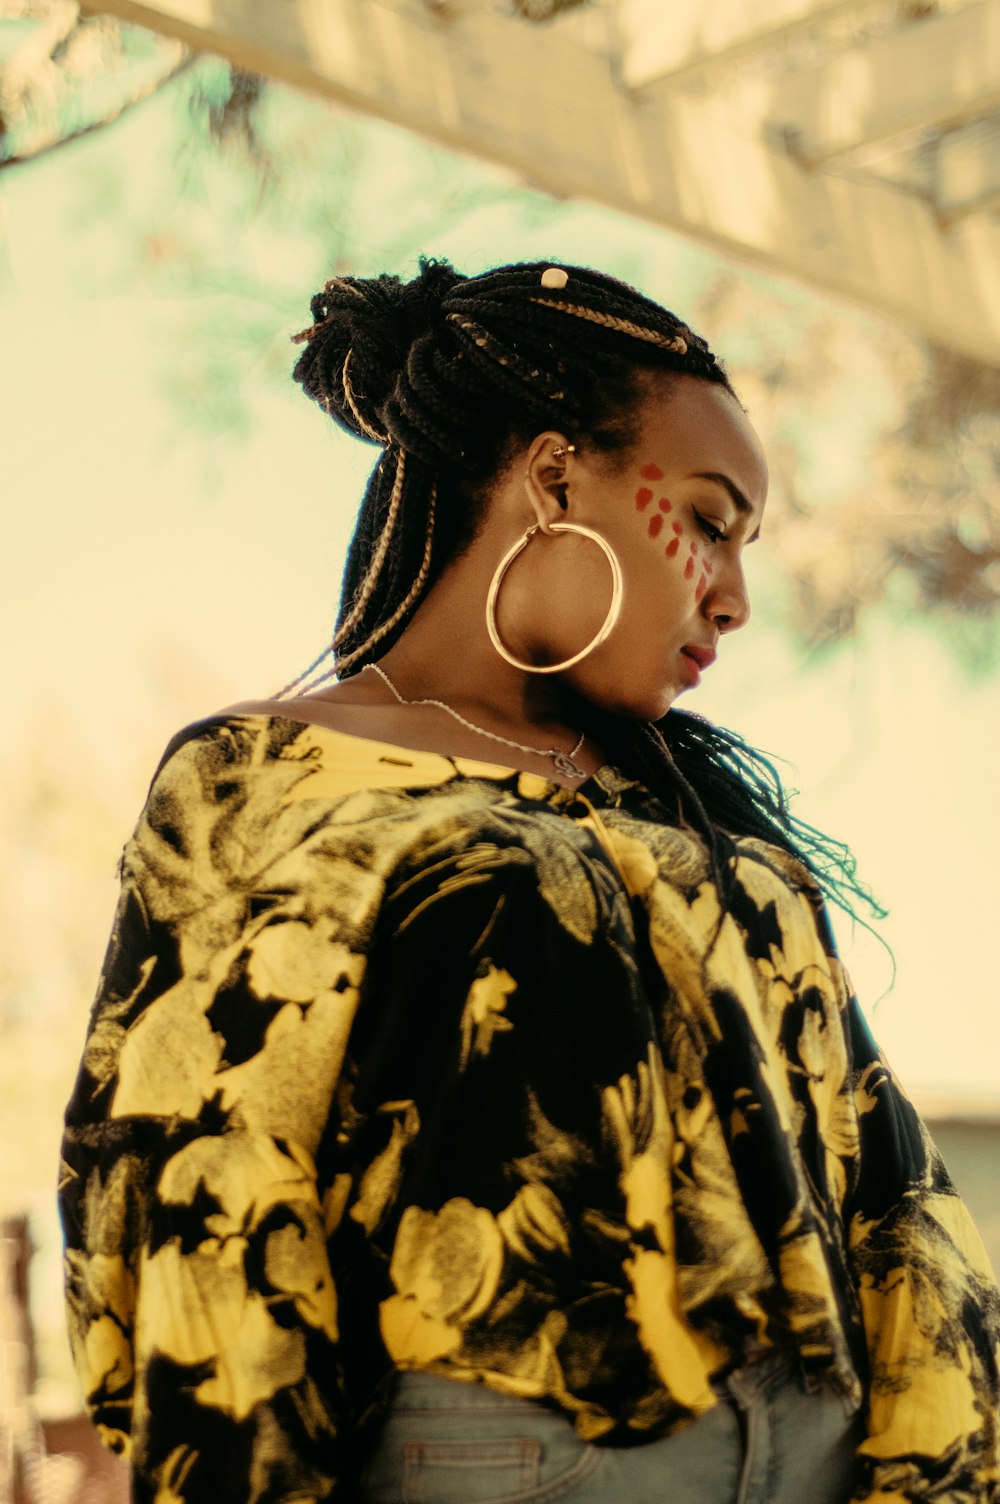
[679,644,716,688]
[681,644,717,671]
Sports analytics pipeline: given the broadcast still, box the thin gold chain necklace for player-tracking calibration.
[363,663,589,780]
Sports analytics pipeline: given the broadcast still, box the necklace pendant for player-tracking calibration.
[551,750,588,780]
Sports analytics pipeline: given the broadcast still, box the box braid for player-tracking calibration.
[286,256,882,927]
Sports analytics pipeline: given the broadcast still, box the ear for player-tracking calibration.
[523,431,574,534]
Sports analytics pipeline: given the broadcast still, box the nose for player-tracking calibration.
[704,558,751,633]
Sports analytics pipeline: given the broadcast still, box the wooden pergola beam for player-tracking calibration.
[78,0,1000,366]
[758,0,1000,165]
[616,0,878,89]
[936,127,1000,224]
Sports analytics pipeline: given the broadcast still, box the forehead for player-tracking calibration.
[633,376,769,503]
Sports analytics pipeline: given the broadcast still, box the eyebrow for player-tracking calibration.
[689,471,762,541]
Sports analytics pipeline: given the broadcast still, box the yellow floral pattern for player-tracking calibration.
[59,716,1000,1501]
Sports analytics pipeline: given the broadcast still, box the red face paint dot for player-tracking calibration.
[635,487,653,510]
[705,563,713,576]
[665,537,680,558]
[658,496,672,512]
[639,462,664,481]
[690,541,698,554]
[672,520,683,535]
[647,514,663,538]
[684,557,694,580]
[695,574,707,603]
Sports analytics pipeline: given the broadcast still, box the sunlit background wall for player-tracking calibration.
[2,31,999,1416]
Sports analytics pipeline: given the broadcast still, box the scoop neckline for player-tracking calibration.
[215,710,627,802]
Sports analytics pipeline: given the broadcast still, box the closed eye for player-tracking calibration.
[693,510,727,545]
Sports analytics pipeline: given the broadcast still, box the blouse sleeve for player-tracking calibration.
[58,720,385,1503]
[842,996,1000,1502]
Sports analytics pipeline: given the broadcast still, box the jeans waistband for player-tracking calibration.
[386,1347,796,1415]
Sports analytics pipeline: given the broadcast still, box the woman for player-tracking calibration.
[59,259,1000,1504]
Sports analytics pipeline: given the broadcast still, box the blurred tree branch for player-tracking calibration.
[0,0,77,130]
[0,47,194,169]
[504,0,593,17]
[698,273,1000,651]
[0,3,193,170]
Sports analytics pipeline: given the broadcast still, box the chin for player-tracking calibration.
[585,678,678,725]
[647,688,682,721]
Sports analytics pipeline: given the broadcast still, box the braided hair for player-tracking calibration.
[289,257,882,926]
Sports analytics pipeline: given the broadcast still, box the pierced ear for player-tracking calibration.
[524,430,574,533]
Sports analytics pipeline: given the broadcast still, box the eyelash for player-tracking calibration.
[694,510,727,544]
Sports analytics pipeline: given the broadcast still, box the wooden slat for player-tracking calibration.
[935,124,1000,224]
[78,0,1000,366]
[758,0,1000,164]
[615,0,877,89]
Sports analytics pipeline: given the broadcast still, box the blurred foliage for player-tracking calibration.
[1,4,998,654]
[695,272,1000,659]
[504,0,594,18]
[0,5,193,166]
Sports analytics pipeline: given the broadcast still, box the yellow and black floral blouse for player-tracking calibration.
[59,715,1000,1503]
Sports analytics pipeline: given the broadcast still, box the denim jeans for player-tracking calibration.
[360,1351,864,1504]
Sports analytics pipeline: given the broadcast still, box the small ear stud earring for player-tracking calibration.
[552,443,577,460]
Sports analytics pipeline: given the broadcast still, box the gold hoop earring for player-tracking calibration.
[486,522,624,674]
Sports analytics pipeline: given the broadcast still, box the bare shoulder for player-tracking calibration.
[215,683,604,787]
[218,682,423,745]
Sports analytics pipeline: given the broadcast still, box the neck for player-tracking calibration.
[369,567,583,740]
[361,661,590,778]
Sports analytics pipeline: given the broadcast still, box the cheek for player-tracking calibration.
[661,518,683,559]
[630,469,712,605]
[636,491,674,541]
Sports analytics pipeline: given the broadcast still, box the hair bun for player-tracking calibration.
[292,258,466,444]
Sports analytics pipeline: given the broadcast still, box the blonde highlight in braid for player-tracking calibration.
[445,312,568,403]
[528,298,689,353]
[332,483,438,679]
[342,350,390,444]
[273,448,408,697]
[295,478,438,692]
[336,447,408,635]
